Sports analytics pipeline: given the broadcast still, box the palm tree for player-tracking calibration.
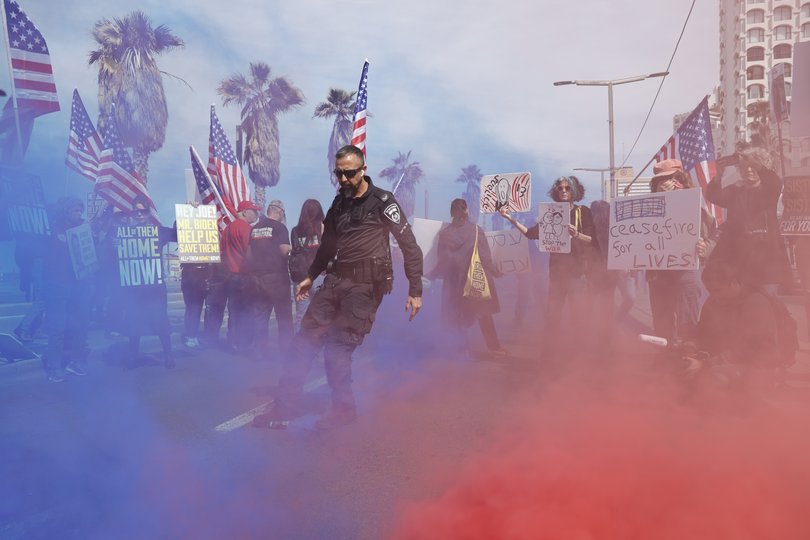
[456,164,482,225]
[313,88,356,186]
[379,151,423,219]
[218,62,305,208]
[89,11,184,183]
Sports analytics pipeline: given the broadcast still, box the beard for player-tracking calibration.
[340,181,360,198]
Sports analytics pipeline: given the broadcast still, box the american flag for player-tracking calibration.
[654,96,721,223]
[207,106,249,219]
[3,0,59,116]
[65,89,103,182]
[350,60,369,156]
[96,104,158,221]
[190,144,234,228]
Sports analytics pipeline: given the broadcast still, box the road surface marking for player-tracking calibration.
[214,375,328,433]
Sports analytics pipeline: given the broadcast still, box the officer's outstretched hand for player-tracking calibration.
[406,296,422,321]
[295,277,313,301]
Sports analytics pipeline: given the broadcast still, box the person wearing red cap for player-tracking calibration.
[221,200,260,351]
[646,159,717,342]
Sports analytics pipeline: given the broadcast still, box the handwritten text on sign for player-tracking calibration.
[607,188,701,271]
[480,172,532,214]
[537,202,571,254]
[116,225,163,286]
[175,204,221,262]
[485,229,530,275]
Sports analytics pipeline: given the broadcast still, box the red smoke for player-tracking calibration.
[390,372,810,539]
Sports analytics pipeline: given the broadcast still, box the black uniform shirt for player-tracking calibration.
[308,177,424,297]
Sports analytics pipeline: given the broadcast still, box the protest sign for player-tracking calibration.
[86,191,106,221]
[66,223,98,279]
[536,202,571,254]
[175,204,220,263]
[412,217,447,276]
[780,175,810,235]
[115,224,163,286]
[485,229,530,275]
[769,63,789,123]
[480,172,531,214]
[607,188,701,271]
[0,167,49,239]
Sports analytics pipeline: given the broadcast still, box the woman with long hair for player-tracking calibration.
[290,199,325,326]
[500,175,598,364]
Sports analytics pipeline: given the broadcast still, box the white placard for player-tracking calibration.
[607,188,701,271]
[536,202,571,254]
[412,217,448,276]
[484,229,530,275]
[480,172,532,214]
[66,223,98,279]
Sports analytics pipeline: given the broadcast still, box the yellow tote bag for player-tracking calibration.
[463,227,492,300]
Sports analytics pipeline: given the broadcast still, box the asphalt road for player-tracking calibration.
[2,276,810,539]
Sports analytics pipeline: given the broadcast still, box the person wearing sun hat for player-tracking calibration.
[646,158,718,342]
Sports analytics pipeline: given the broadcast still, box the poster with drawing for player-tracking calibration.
[607,188,701,271]
[479,172,532,214]
[412,217,448,276]
[484,229,530,275]
[66,223,98,279]
[536,202,570,254]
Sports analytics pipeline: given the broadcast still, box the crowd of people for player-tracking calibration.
[7,143,805,425]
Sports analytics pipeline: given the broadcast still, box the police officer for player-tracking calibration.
[259,145,423,430]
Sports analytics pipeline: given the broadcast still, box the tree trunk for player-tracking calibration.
[253,184,266,211]
[132,146,150,184]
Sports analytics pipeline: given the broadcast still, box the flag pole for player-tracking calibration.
[190,144,235,222]
[0,0,25,161]
[622,154,657,196]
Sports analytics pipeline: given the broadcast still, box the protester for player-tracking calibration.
[94,205,129,336]
[257,145,423,430]
[685,259,794,392]
[42,197,93,382]
[180,263,211,348]
[500,175,598,363]
[13,235,46,342]
[645,159,717,342]
[247,200,293,358]
[119,197,176,369]
[706,146,790,290]
[289,199,325,327]
[220,200,261,352]
[432,198,507,359]
[201,261,229,347]
[266,199,287,225]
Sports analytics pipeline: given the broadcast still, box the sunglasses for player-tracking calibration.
[334,168,362,179]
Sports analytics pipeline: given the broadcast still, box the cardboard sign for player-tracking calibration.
[412,217,448,276]
[0,167,49,238]
[607,188,701,271]
[66,223,98,279]
[536,202,571,254]
[175,204,220,263]
[480,172,531,214]
[485,229,530,275]
[769,63,789,123]
[780,176,810,235]
[115,225,163,287]
[86,192,107,221]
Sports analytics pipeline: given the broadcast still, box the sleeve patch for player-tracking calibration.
[383,203,401,224]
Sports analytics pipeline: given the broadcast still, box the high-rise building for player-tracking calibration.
[717,0,810,166]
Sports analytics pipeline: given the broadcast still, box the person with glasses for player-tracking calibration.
[499,176,598,365]
[257,145,424,430]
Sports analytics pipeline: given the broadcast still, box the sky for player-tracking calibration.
[0,0,719,234]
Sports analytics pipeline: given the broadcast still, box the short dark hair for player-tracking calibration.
[548,176,585,202]
[450,198,468,219]
[335,145,365,166]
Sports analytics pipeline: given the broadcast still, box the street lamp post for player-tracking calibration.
[573,167,611,200]
[554,72,668,198]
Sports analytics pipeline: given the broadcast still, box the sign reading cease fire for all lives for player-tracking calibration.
[175,204,221,263]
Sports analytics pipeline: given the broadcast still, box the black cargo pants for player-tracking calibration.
[277,273,382,411]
